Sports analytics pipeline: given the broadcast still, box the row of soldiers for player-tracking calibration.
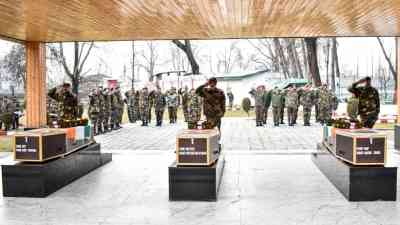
[88,87,124,135]
[0,96,20,131]
[250,84,338,127]
[123,86,203,127]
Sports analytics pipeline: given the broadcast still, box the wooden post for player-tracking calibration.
[25,42,47,128]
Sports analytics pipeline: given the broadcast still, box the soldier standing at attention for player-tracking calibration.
[196,77,226,131]
[48,83,78,121]
[179,86,190,122]
[101,88,111,132]
[347,92,359,122]
[88,89,101,135]
[270,87,282,127]
[314,87,320,122]
[133,90,140,122]
[348,77,380,128]
[110,88,121,129]
[152,86,166,126]
[249,85,266,127]
[316,84,332,125]
[1,97,14,131]
[227,89,234,110]
[166,87,179,124]
[285,85,299,126]
[139,87,150,126]
[300,84,314,126]
[263,87,271,125]
[279,89,286,124]
[125,89,136,123]
[187,88,202,129]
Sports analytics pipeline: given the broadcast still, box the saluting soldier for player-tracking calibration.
[125,89,136,123]
[316,84,332,125]
[48,83,78,121]
[195,77,226,132]
[348,77,380,128]
[101,88,112,132]
[249,85,266,127]
[88,88,102,135]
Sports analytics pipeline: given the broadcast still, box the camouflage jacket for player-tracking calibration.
[151,91,166,111]
[300,89,314,108]
[195,84,226,118]
[270,89,282,108]
[348,84,380,116]
[166,92,179,108]
[249,89,265,107]
[88,94,102,115]
[347,96,359,120]
[139,90,150,109]
[48,87,78,120]
[285,89,299,108]
[179,89,190,107]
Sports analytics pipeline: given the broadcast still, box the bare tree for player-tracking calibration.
[377,37,397,103]
[216,41,243,73]
[172,40,200,74]
[301,40,310,81]
[1,44,26,88]
[247,39,278,71]
[273,38,290,78]
[305,38,322,86]
[137,42,160,81]
[330,38,340,92]
[48,42,94,97]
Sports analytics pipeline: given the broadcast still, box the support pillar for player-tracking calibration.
[25,42,47,128]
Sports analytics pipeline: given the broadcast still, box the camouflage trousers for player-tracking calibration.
[182,106,189,122]
[102,111,110,130]
[188,109,201,124]
[272,106,281,126]
[303,106,312,125]
[255,105,265,124]
[318,105,331,124]
[168,107,177,123]
[140,106,150,123]
[263,107,269,124]
[279,107,285,123]
[360,113,378,128]
[155,109,164,125]
[287,106,297,126]
[127,105,136,123]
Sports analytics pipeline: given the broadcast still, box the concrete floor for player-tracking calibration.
[0,118,399,225]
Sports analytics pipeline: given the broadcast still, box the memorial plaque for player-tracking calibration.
[336,130,386,165]
[176,129,219,166]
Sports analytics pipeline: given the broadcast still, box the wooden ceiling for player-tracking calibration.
[0,0,399,42]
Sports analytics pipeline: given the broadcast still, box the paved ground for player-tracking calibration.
[0,118,398,225]
[96,117,323,152]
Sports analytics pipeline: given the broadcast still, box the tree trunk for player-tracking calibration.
[273,38,290,78]
[172,40,200,74]
[285,39,299,78]
[377,37,397,103]
[131,41,135,89]
[301,40,310,82]
[331,38,339,92]
[292,39,304,78]
[305,38,322,86]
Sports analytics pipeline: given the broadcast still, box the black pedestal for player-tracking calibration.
[395,125,400,151]
[2,143,112,197]
[169,154,225,201]
[313,143,397,201]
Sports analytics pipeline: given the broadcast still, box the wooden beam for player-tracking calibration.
[25,42,47,128]
[397,37,400,123]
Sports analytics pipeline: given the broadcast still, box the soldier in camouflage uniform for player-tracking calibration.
[88,88,102,135]
[316,84,332,125]
[179,86,190,122]
[249,86,266,127]
[270,87,282,126]
[263,87,272,125]
[227,89,234,110]
[348,77,380,128]
[125,89,136,123]
[196,78,226,131]
[102,88,112,132]
[166,87,179,124]
[133,91,140,122]
[300,84,314,126]
[151,87,166,126]
[1,97,15,131]
[110,87,123,129]
[285,85,299,126]
[279,89,286,124]
[48,83,78,121]
[139,87,150,126]
[187,88,202,129]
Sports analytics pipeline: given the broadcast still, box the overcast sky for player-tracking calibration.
[0,37,395,84]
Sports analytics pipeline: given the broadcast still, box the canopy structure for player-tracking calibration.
[0,0,399,128]
[1,0,400,42]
